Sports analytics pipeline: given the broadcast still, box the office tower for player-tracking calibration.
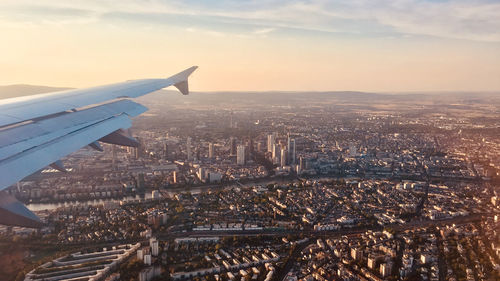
[198,167,206,181]
[163,142,168,159]
[151,240,159,256]
[299,156,305,172]
[267,134,275,152]
[237,145,246,165]
[290,139,296,164]
[186,137,192,160]
[248,138,254,155]
[287,133,291,160]
[135,137,142,159]
[172,171,177,184]
[272,143,279,159]
[230,137,237,155]
[229,110,234,128]
[208,143,215,158]
[112,144,117,170]
[281,148,287,167]
[137,173,145,189]
[256,142,262,152]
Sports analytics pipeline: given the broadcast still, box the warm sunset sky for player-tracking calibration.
[1,0,499,92]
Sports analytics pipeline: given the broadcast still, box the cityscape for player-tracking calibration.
[1,1,500,281]
[0,90,498,281]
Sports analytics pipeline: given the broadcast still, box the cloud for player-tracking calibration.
[253,27,276,34]
[1,0,500,42]
[185,27,226,37]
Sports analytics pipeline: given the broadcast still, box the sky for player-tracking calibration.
[0,0,499,92]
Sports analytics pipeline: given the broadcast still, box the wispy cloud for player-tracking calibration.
[186,27,226,37]
[253,27,276,34]
[1,0,500,42]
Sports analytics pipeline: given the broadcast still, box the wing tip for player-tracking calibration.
[171,66,198,95]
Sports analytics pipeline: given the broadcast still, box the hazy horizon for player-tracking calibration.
[1,83,499,100]
[1,84,499,108]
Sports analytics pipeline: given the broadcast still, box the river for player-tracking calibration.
[26,183,239,211]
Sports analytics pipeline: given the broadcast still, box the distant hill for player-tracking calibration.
[0,84,497,106]
[0,84,71,100]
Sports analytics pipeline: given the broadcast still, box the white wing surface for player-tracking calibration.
[0,66,197,227]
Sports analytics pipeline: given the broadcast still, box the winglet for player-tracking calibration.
[174,80,189,95]
[170,66,198,95]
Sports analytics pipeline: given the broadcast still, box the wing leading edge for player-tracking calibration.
[0,66,198,227]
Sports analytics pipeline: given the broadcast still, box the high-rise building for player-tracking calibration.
[299,156,305,172]
[281,148,287,167]
[163,142,168,159]
[151,240,159,256]
[230,137,237,156]
[229,110,234,128]
[135,137,142,159]
[172,171,177,184]
[186,137,192,160]
[208,143,215,158]
[257,142,262,152]
[267,134,275,153]
[287,133,291,160]
[290,139,296,164]
[198,167,206,181]
[272,143,279,159]
[111,144,117,170]
[137,173,145,189]
[237,145,246,165]
[248,138,254,155]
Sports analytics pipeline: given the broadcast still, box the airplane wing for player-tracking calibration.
[0,66,197,227]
